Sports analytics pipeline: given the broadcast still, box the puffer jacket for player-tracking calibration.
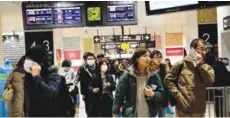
[164,57,215,114]
[112,66,165,117]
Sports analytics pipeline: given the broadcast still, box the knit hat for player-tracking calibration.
[25,45,48,64]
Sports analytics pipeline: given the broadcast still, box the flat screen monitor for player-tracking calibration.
[104,1,137,26]
[25,8,53,25]
[145,1,199,15]
[54,7,82,24]
[146,1,230,15]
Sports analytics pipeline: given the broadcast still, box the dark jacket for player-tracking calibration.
[88,74,116,116]
[152,64,170,107]
[76,65,97,99]
[24,71,64,117]
[89,74,116,100]
[112,67,165,117]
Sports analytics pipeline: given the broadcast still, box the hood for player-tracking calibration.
[127,65,153,79]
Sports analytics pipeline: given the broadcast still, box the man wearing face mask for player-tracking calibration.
[58,60,79,108]
[23,46,73,117]
[164,38,215,117]
[76,52,97,116]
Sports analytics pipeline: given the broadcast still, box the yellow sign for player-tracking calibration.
[87,7,101,21]
[121,43,130,50]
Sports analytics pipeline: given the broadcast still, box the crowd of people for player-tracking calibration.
[5,38,230,117]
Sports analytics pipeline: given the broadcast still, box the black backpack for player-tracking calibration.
[59,76,76,117]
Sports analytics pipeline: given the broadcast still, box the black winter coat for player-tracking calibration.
[24,73,64,117]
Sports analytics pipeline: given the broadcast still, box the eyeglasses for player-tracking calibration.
[153,56,162,60]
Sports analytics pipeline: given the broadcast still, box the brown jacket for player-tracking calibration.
[164,57,215,114]
[6,71,25,117]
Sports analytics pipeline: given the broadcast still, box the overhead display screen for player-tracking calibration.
[25,8,53,25]
[104,1,137,26]
[107,4,135,22]
[149,1,198,11]
[54,7,82,24]
[146,1,230,15]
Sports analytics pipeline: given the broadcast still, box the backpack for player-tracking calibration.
[169,61,184,106]
[59,75,76,117]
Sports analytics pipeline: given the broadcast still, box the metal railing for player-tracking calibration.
[205,87,230,117]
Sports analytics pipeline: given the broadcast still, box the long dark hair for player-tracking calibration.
[131,47,149,70]
[15,56,26,73]
[165,58,172,69]
[96,60,110,77]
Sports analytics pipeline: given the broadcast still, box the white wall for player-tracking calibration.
[217,6,230,58]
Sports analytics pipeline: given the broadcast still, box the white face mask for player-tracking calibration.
[189,48,202,61]
[101,65,108,72]
[87,60,95,66]
[63,67,70,72]
[24,59,34,73]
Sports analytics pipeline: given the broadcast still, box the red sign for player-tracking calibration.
[166,47,184,56]
[72,66,79,72]
[63,50,81,60]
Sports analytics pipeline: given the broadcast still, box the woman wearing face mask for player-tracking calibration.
[112,48,164,117]
[58,59,79,108]
[88,60,116,117]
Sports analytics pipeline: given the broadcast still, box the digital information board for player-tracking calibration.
[26,8,53,25]
[54,7,82,24]
[107,4,135,22]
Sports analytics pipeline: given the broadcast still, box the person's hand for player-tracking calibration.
[69,86,75,92]
[112,114,118,118]
[31,63,41,77]
[93,88,100,93]
[144,85,154,97]
[106,82,111,87]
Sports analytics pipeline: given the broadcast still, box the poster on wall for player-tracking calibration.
[56,49,61,68]
[166,47,184,56]
[63,37,81,50]
[165,33,183,46]
[63,50,81,72]
[25,31,54,65]
[63,50,81,60]
[2,35,19,43]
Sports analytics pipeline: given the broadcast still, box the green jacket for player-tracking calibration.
[112,67,165,117]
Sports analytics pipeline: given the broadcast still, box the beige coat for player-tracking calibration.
[6,71,25,117]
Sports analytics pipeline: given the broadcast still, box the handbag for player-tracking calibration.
[3,73,14,102]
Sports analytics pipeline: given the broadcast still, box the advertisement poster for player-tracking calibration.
[166,47,184,56]
[165,33,183,46]
[63,50,81,60]
[63,50,81,72]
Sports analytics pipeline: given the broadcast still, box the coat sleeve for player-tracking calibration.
[198,64,215,86]
[109,75,116,91]
[164,61,184,101]
[32,74,61,100]
[112,71,129,115]
[147,73,165,102]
